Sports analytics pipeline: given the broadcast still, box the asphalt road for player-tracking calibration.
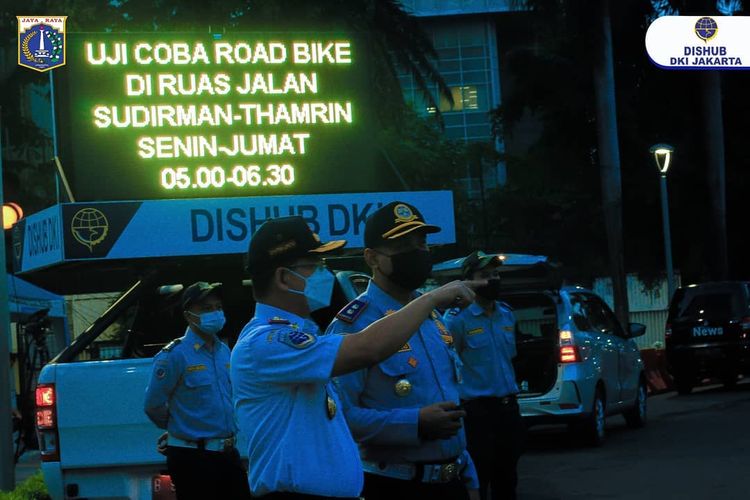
[518,380,750,500]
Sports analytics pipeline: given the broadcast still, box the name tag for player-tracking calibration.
[186,364,207,372]
[468,327,484,336]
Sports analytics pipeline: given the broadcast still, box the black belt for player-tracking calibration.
[260,493,360,499]
[464,394,517,404]
[363,456,464,483]
[463,395,518,413]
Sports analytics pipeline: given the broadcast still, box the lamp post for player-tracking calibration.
[650,143,675,301]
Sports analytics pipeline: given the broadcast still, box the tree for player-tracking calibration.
[657,0,746,280]
[492,0,630,323]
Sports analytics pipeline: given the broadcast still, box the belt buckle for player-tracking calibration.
[439,463,458,482]
[222,436,235,452]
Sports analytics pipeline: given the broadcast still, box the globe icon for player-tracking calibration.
[71,208,109,251]
[695,17,718,42]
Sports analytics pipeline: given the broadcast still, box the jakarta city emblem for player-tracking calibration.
[17,16,67,72]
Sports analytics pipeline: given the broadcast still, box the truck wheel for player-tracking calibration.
[624,379,647,428]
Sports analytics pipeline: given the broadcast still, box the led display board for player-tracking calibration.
[54,33,378,201]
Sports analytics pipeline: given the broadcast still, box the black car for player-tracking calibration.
[665,281,750,394]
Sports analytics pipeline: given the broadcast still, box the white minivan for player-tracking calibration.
[433,255,648,446]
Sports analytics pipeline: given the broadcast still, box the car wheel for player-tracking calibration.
[579,387,606,446]
[624,379,647,428]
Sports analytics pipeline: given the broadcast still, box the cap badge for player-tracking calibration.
[393,203,418,223]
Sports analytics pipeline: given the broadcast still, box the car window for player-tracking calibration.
[669,284,747,321]
[569,294,593,331]
[590,296,625,337]
[570,293,623,336]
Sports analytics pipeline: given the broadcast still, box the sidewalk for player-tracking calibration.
[15,450,41,486]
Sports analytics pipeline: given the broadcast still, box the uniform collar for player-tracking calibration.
[185,327,216,352]
[469,301,500,317]
[254,302,320,333]
[366,280,408,313]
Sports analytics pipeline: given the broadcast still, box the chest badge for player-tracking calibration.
[326,394,337,419]
[407,356,418,368]
[394,379,413,397]
[398,342,412,353]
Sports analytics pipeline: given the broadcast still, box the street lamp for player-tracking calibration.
[650,143,675,301]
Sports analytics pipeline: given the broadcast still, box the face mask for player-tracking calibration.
[386,248,433,291]
[189,310,226,335]
[475,278,502,300]
[286,266,335,312]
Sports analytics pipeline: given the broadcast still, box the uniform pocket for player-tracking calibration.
[465,332,491,349]
[184,371,213,389]
[379,353,420,378]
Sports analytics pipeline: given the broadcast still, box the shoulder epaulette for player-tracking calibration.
[268,317,291,325]
[162,338,182,352]
[336,299,368,323]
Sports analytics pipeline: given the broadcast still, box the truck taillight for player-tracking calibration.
[36,385,55,407]
[36,409,55,429]
[560,345,581,363]
[35,384,60,462]
[665,323,672,339]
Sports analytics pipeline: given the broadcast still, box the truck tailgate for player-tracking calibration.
[55,359,165,468]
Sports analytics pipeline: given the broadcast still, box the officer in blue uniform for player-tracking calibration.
[144,281,251,500]
[231,216,480,499]
[443,252,525,500]
[326,202,480,500]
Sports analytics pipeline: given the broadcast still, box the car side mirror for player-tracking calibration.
[627,322,646,338]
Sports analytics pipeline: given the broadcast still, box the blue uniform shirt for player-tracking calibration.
[230,303,363,498]
[326,281,478,488]
[144,328,235,441]
[443,301,519,400]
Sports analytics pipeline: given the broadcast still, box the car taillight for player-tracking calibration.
[559,329,580,363]
[665,323,672,339]
[35,384,60,462]
[560,346,581,363]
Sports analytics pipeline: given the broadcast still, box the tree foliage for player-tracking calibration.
[488,0,750,283]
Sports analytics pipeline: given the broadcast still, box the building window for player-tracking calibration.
[399,19,495,141]
[439,85,479,112]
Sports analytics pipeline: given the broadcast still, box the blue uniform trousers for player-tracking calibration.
[462,397,526,500]
[166,446,250,500]
[362,473,470,500]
